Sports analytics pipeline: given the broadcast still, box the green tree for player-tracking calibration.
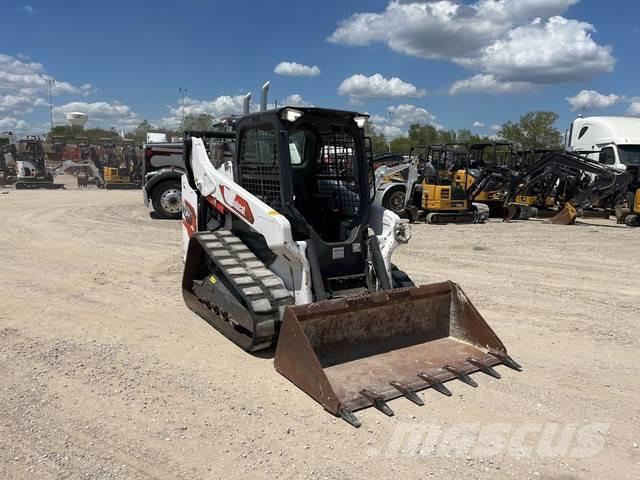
[498,111,563,149]
[364,120,389,155]
[389,136,413,154]
[183,114,214,132]
[130,120,153,142]
[47,125,120,143]
[408,124,439,146]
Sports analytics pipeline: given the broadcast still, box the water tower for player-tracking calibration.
[66,112,88,128]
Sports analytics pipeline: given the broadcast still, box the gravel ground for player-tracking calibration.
[1,178,639,479]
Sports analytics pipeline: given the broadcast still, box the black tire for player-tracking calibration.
[382,187,407,216]
[151,181,182,220]
[624,214,640,227]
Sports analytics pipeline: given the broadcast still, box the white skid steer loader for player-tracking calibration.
[180,98,520,427]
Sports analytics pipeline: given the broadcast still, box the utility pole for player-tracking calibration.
[179,87,187,127]
[46,78,55,131]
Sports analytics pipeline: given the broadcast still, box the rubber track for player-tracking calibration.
[195,230,294,345]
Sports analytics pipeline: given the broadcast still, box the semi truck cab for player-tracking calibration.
[566,116,640,172]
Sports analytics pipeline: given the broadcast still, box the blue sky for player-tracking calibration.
[1,0,639,137]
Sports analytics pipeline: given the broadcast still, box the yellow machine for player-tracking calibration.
[617,188,640,227]
[467,142,515,215]
[515,194,555,207]
[408,144,490,224]
[99,139,140,190]
[421,169,471,211]
[103,167,130,183]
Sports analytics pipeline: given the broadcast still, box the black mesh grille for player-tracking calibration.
[315,133,361,217]
[238,127,282,210]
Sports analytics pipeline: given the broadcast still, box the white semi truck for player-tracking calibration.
[566,116,639,225]
[565,116,640,171]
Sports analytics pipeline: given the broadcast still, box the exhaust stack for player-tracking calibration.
[260,81,270,112]
[243,92,251,115]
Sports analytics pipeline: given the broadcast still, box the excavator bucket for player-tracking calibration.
[274,282,520,427]
[546,203,578,225]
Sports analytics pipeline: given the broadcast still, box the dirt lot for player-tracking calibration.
[1,178,639,480]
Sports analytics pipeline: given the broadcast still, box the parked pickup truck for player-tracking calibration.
[142,142,184,219]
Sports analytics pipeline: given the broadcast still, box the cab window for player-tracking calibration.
[289,131,306,165]
[599,147,615,165]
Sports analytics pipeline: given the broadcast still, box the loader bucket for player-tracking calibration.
[274,282,520,427]
[546,203,577,225]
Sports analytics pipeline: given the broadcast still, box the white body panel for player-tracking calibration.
[16,160,36,179]
[146,132,168,144]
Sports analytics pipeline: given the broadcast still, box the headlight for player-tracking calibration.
[281,108,303,122]
[354,116,367,129]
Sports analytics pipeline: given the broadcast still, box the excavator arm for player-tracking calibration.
[503,151,630,223]
[465,164,512,202]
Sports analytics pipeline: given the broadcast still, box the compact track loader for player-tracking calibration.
[181,99,519,426]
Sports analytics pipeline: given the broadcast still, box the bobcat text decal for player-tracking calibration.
[220,185,255,224]
[182,201,197,237]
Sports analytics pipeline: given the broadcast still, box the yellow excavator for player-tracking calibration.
[180,99,520,427]
[402,143,493,223]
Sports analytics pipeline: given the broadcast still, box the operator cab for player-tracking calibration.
[235,107,370,244]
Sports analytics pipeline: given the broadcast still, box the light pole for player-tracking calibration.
[179,87,187,127]
[46,78,55,131]
[387,111,393,152]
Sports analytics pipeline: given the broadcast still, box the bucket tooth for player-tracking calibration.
[340,407,361,428]
[360,389,394,416]
[417,373,452,397]
[390,381,424,406]
[466,358,501,379]
[489,351,522,371]
[443,365,478,388]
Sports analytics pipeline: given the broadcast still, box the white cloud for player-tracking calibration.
[0,117,30,131]
[19,5,36,14]
[627,102,640,116]
[490,124,501,132]
[472,120,485,127]
[281,94,313,107]
[449,74,534,95]
[456,17,615,84]
[53,101,141,129]
[371,103,441,138]
[338,73,425,99]
[274,61,321,77]
[566,89,622,111]
[329,0,579,59]
[0,94,47,115]
[330,2,613,93]
[0,53,91,96]
[157,94,252,129]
